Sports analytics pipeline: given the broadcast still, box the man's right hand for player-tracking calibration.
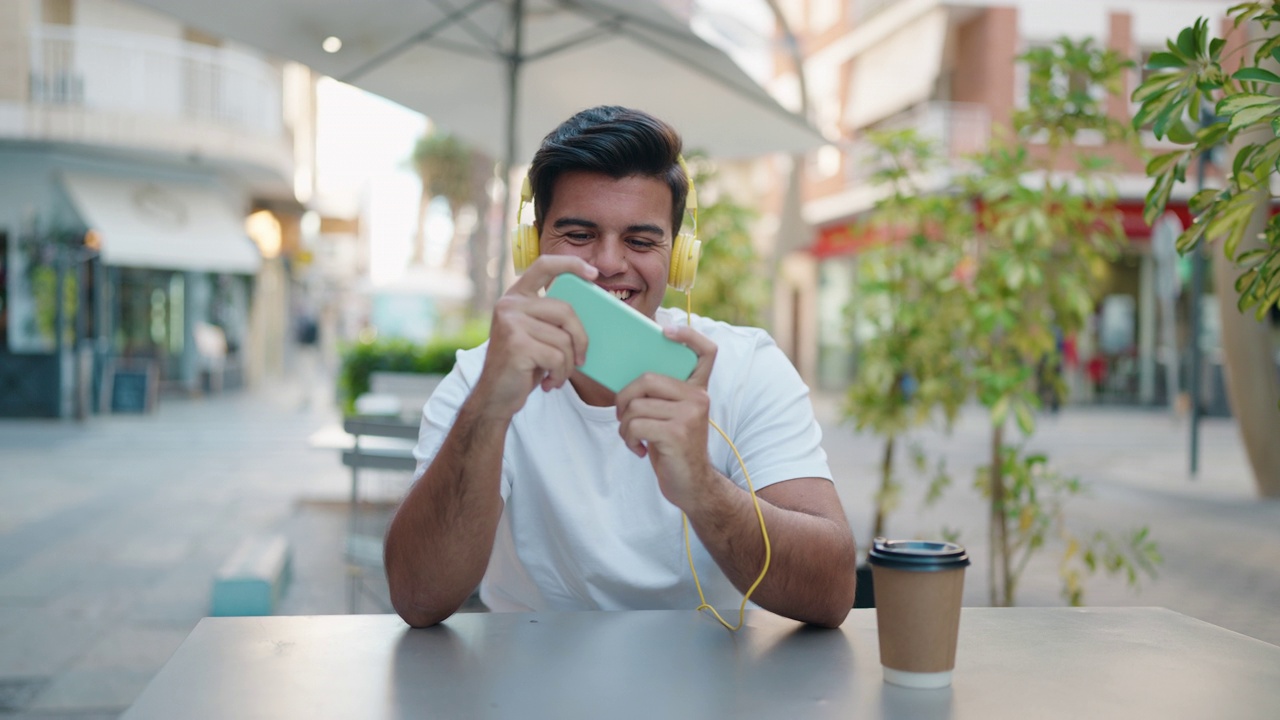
[474,255,596,418]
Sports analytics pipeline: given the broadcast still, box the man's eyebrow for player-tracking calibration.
[550,218,666,236]
[625,223,665,236]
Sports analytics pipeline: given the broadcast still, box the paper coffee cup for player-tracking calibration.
[869,538,969,689]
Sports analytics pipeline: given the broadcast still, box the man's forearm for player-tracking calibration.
[687,475,857,628]
[384,393,509,627]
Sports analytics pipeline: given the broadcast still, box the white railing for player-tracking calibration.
[27,24,283,137]
[845,101,990,186]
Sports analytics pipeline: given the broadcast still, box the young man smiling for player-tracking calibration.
[384,106,857,628]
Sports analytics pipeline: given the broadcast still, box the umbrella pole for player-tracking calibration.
[492,0,525,310]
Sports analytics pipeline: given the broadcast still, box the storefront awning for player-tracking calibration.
[62,173,262,274]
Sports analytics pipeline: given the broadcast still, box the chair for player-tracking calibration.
[341,416,419,612]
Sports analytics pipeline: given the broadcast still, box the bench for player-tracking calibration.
[341,416,419,612]
[353,372,445,423]
[210,534,292,616]
[338,416,484,613]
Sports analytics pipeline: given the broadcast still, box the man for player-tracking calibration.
[385,106,856,628]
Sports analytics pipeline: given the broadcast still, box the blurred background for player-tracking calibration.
[1,0,1278,717]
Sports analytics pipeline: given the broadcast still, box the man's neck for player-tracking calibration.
[569,372,616,408]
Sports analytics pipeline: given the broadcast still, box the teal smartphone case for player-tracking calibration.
[546,273,698,393]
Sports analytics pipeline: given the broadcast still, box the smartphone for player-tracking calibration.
[545,273,698,393]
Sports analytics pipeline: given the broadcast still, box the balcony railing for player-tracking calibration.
[27,24,282,137]
[845,101,989,186]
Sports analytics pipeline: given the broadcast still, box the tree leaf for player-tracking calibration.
[1175,218,1209,253]
[1144,173,1176,225]
[1132,77,1179,105]
[1175,25,1199,58]
[1014,400,1035,436]
[1234,66,1280,84]
[1145,150,1186,177]
[1166,120,1196,144]
[1217,93,1280,116]
[1235,247,1269,266]
[1210,37,1227,60]
[992,395,1010,427]
[1145,51,1187,70]
[1188,188,1219,215]
[1197,121,1230,148]
[1229,103,1280,132]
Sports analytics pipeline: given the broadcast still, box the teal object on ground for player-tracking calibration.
[210,534,293,617]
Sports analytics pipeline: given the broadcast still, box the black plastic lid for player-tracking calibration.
[867,537,970,571]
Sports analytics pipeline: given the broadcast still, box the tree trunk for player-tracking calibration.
[988,422,1010,606]
[411,189,429,266]
[872,434,896,540]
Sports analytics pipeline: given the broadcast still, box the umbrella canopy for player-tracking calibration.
[129,0,824,162]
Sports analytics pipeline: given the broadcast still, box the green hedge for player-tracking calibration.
[337,322,489,415]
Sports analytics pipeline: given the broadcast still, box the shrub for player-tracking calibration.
[337,321,489,415]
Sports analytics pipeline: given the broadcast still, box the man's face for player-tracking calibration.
[540,170,673,320]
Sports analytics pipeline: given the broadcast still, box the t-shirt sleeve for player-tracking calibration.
[412,362,469,479]
[719,333,832,491]
[411,344,515,500]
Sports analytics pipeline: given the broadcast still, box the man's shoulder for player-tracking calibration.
[447,341,490,384]
[655,307,777,353]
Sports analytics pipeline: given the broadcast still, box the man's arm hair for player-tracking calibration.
[686,474,856,628]
[384,393,509,627]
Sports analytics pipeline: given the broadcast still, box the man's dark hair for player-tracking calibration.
[528,105,688,235]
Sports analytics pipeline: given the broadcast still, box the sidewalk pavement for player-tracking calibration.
[0,381,1277,718]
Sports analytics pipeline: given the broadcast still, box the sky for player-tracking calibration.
[313,77,462,287]
[313,76,428,221]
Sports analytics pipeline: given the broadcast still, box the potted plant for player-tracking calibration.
[337,321,489,418]
[1131,5,1280,494]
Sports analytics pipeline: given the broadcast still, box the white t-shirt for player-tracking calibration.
[412,307,832,613]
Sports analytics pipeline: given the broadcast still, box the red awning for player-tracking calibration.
[1116,200,1193,242]
[810,200,1195,258]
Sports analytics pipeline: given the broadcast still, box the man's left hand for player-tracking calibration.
[615,325,720,511]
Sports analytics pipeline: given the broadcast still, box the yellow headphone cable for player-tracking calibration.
[681,294,771,632]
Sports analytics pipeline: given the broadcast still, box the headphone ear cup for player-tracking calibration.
[511,223,540,273]
[668,231,701,293]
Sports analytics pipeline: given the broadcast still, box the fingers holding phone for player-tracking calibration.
[660,325,717,388]
[477,257,597,416]
[615,326,721,509]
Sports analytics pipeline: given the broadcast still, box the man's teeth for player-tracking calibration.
[609,290,632,301]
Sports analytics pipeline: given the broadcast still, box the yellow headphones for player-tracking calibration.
[510,157,702,293]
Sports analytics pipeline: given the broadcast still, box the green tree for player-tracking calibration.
[843,37,1161,606]
[1131,4,1280,494]
[963,38,1158,606]
[411,131,499,320]
[842,129,971,542]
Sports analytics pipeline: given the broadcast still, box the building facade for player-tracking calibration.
[775,0,1236,408]
[0,0,315,416]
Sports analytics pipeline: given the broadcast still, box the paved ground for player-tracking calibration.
[0,378,1277,718]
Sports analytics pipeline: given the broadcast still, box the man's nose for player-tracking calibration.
[593,237,628,275]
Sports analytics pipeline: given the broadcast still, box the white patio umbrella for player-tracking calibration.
[132,0,825,296]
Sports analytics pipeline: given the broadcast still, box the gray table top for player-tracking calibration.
[122,607,1280,720]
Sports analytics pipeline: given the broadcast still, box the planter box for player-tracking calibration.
[365,371,445,422]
